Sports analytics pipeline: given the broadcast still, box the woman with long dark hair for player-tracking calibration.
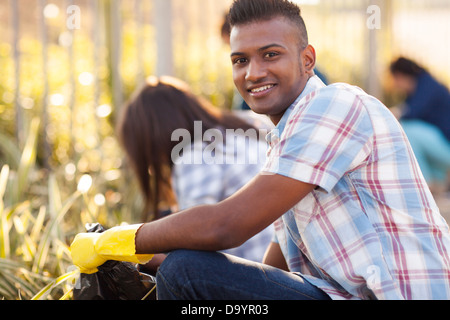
[117,76,272,266]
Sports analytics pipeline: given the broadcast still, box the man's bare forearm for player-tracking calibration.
[135,173,316,256]
[135,204,231,254]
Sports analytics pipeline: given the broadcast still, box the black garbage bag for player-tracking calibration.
[73,223,156,300]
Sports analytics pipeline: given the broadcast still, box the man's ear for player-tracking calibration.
[303,45,316,74]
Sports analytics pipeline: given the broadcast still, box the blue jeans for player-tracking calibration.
[401,120,450,183]
[156,250,331,300]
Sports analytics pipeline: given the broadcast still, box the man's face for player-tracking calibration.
[230,17,315,124]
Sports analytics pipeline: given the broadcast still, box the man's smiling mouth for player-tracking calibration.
[249,84,276,94]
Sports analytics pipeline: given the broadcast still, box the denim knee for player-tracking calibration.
[156,249,209,299]
[158,249,207,275]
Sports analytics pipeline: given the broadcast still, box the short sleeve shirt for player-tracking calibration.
[263,76,450,300]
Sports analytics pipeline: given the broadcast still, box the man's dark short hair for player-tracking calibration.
[228,0,309,49]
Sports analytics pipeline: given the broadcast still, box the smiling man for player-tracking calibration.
[70,0,450,300]
[230,12,312,124]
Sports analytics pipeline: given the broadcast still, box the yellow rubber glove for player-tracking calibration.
[70,224,154,274]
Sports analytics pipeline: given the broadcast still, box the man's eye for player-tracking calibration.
[265,52,279,59]
[233,58,247,65]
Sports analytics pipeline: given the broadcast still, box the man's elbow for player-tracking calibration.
[212,223,247,251]
[211,210,259,251]
[202,210,247,251]
[196,200,257,251]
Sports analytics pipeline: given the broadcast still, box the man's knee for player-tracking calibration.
[158,249,211,275]
[156,250,220,299]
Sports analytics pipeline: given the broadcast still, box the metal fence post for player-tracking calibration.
[11,0,23,148]
[154,0,174,77]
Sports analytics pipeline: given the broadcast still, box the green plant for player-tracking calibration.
[0,117,82,299]
[0,118,67,298]
[0,116,146,299]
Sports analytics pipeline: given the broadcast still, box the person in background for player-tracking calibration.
[390,57,450,191]
[116,76,273,270]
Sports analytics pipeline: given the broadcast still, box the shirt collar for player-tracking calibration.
[266,75,326,144]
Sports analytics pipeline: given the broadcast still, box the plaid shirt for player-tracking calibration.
[263,76,450,300]
[172,128,273,262]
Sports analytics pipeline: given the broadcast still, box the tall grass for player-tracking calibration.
[0,117,140,300]
[0,118,77,299]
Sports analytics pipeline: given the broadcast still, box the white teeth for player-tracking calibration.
[251,84,274,93]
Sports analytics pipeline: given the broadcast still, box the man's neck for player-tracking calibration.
[269,74,315,126]
[269,113,285,126]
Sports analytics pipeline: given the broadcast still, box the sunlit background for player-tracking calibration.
[0,0,449,300]
[1,0,449,164]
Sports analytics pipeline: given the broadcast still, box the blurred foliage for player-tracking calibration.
[0,28,141,301]
[0,115,143,299]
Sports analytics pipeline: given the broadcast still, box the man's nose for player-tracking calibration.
[245,60,268,82]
